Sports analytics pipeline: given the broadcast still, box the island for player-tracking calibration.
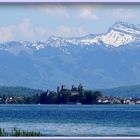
[0,84,140,105]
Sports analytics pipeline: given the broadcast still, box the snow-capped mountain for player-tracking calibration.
[0,22,140,52]
[46,22,140,48]
[1,22,140,90]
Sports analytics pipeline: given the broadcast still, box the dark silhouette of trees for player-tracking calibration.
[78,83,84,103]
[60,90,71,104]
[0,84,102,104]
[37,85,102,104]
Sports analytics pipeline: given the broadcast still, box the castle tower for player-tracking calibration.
[72,85,74,90]
[57,86,60,93]
[61,85,65,91]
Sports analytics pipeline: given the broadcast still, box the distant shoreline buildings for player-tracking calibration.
[0,84,140,105]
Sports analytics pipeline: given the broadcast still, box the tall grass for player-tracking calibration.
[0,128,5,136]
[0,128,41,137]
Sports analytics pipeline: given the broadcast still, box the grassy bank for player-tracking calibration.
[0,128,42,137]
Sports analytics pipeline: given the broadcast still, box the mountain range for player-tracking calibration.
[0,21,140,90]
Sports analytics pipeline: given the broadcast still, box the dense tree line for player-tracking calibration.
[0,86,43,96]
[32,84,102,104]
[0,84,102,104]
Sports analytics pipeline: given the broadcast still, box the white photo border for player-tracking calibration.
[0,1,139,140]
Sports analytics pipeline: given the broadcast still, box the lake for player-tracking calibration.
[0,104,140,136]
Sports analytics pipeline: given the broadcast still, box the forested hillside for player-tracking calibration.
[0,86,43,97]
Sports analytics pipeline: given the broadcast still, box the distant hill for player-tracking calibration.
[101,85,140,98]
[0,86,44,97]
[1,22,140,89]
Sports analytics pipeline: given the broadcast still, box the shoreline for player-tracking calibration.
[0,103,139,105]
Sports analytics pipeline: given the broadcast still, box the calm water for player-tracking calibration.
[0,104,140,136]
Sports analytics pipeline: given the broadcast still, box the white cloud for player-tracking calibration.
[0,18,47,42]
[49,26,86,37]
[39,4,101,20]
[0,26,13,41]
[0,18,87,42]
[80,8,98,20]
[78,5,98,21]
[15,18,47,41]
[17,18,35,40]
[39,4,69,17]
[112,8,137,20]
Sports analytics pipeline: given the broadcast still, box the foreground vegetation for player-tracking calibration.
[0,128,41,137]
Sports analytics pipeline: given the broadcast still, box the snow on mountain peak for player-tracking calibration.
[31,42,46,50]
[0,22,140,51]
[111,22,140,36]
[46,22,140,48]
[99,22,140,47]
[47,34,100,47]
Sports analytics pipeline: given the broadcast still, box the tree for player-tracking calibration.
[84,90,102,104]
[46,92,57,104]
[39,92,48,104]
[78,83,84,93]
[60,90,71,104]
[85,90,93,104]
[91,91,102,103]
[78,83,84,103]
[94,91,102,97]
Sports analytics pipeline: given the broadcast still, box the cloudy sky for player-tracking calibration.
[0,3,140,42]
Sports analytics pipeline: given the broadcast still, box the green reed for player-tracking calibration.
[0,128,41,137]
[0,128,5,136]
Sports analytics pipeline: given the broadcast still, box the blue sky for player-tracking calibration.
[0,3,140,41]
